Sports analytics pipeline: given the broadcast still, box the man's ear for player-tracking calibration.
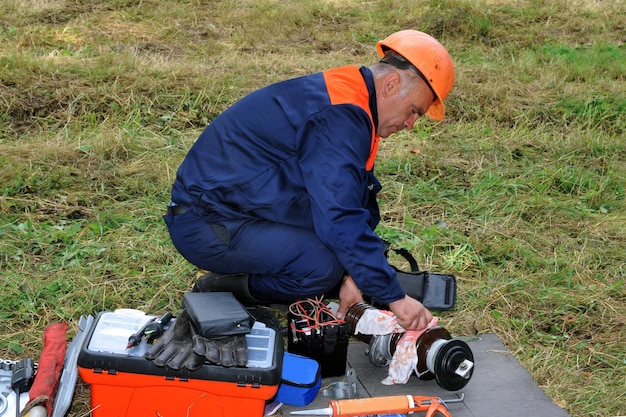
[381,72,401,98]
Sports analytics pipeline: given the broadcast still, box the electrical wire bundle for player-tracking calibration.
[288,298,344,337]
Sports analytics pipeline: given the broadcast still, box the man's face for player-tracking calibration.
[376,73,436,138]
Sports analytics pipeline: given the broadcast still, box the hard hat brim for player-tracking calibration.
[427,98,445,121]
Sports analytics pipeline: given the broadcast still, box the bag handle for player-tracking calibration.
[381,240,457,311]
[382,240,420,272]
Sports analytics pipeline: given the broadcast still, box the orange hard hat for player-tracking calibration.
[377,30,454,120]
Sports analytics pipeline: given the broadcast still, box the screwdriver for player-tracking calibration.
[126,317,156,349]
[144,312,173,343]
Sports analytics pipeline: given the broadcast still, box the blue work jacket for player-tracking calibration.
[171,65,405,304]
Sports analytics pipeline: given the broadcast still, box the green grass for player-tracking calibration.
[1,0,625,416]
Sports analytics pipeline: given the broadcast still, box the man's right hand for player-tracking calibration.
[388,295,433,331]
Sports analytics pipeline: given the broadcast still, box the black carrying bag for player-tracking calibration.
[383,242,457,311]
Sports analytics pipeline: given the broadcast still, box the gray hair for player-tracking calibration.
[370,59,421,99]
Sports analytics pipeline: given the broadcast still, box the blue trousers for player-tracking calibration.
[164,210,345,302]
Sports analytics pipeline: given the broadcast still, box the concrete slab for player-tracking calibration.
[279,333,570,417]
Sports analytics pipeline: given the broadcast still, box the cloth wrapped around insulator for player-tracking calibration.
[381,317,438,385]
[353,308,438,385]
[19,322,68,417]
[352,308,406,335]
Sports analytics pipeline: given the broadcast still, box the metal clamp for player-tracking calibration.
[321,368,359,399]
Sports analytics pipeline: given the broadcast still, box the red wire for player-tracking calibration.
[288,298,345,333]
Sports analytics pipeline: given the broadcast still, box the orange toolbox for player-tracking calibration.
[77,309,283,417]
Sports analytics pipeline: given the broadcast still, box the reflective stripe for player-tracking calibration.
[323,66,380,171]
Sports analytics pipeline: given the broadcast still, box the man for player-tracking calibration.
[165,30,454,332]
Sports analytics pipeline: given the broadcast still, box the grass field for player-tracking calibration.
[1,0,624,416]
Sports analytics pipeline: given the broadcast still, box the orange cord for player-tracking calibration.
[288,298,345,333]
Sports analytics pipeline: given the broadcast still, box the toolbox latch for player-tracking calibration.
[165,375,189,382]
[93,368,117,375]
[236,374,262,388]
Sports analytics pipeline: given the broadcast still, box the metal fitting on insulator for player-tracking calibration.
[344,302,474,391]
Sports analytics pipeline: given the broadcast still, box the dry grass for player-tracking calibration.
[1,0,625,416]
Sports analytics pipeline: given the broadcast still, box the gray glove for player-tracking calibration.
[192,334,248,368]
[144,310,205,371]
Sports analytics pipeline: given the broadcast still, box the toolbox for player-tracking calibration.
[77,309,283,417]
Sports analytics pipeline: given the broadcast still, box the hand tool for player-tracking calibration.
[20,323,67,417]
[126,317,156,349]
[290,395,453,417]
[143,312,173,343]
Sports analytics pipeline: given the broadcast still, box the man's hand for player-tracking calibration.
[336,274,364,319]
[388,295,433,331]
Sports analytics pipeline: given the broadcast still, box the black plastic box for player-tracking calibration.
[287,311,350,378]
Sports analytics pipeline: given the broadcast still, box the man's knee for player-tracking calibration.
[308,260,344,293]
[248,260,344,302]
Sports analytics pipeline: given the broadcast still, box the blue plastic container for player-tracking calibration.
[275,352,321,406]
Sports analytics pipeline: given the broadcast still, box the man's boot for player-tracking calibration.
[192,272,263,305]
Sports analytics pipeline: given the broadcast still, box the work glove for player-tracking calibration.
[144,310,205,371]
[192,334,248,368]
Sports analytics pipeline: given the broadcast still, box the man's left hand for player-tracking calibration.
[336,274,364,319]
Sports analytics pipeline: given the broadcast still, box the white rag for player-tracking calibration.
[353,308,406,335]
[353,307,438,385]
[381,316,438,385]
